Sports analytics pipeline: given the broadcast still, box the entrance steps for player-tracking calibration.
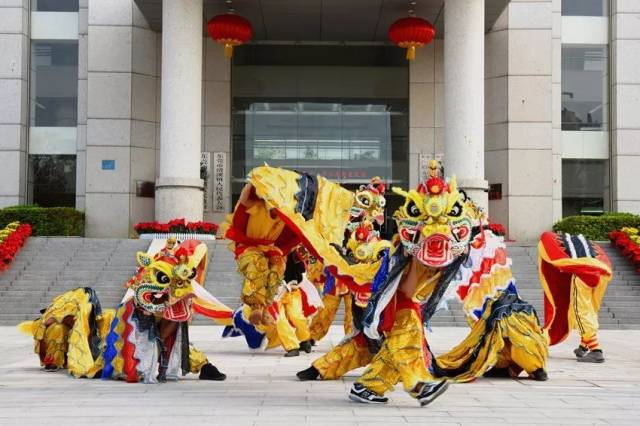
[1,238,639,329]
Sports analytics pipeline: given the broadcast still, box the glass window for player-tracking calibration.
[231,45,409,237]
[562,0,607,16]
[561,45,608,131]
[32,0,79,12]
[28,155,77,207]
[30,41,78,127]
[562,159,610,216]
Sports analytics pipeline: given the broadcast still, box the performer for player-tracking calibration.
[538,231,612,363]
[309,178,387,344]
[347,173,476,405]
[101,239,233,383]
[18,287,114,377]
[297,220,393,381]
[222,167,387,356]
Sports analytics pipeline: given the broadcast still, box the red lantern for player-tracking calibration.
[206,13,253,59]
[388,16,435,61]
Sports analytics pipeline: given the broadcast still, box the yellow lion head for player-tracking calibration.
[392,173,481,267]
[131,241,208,315]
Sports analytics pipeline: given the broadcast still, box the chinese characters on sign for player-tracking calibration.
[213,152,227,213]
[201,152,211,211]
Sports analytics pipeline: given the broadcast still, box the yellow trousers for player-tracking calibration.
[356,309,435,396]
[258,289,311,352]
[569,277,599,344]
[42,322,70,368]
[188,346,209,373]
[436,308,548,382]
[312,334,373,379]
[309,293,353,342]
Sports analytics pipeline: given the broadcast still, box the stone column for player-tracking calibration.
[444,0,488,210]
[611,0,640,213]
[156,0,204,222]
[0,2,29,207]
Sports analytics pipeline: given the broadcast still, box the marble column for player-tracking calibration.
[156,0,204,222]
[444,0,488,210]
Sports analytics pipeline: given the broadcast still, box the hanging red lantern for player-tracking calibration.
[388,16,435,61]
[206,13,253,59]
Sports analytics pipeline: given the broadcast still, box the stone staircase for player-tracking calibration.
[1,238,639,329]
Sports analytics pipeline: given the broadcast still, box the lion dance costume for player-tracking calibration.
[222,169,388,357]
[18,287,114,377]
[309,178,388,343]
[538,231,612,363]
[21,239,233,383]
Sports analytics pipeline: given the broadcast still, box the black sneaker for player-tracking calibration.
[574,345,588,358]
[199,363,227,381]
[348,383,388,404]
[299,340,312,353]
[530,368,548,381]
[310,339,316,346]
[415,380,449,407]
[284,348,300,357]
[577,349,604,363]
[44,364,60,372]
[296,365,320,381]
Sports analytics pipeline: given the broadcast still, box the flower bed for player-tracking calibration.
[134,218,218,240]
[0,222,32,272]
[609,227,640,272]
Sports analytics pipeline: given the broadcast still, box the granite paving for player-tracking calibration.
[0,326,638,425]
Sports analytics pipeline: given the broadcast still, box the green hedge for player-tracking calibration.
[0,205,84,236]
[552,212,640,241]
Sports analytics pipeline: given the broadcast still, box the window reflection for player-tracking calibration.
[30,41,78,127]
[561,45,608,131]
[28,155,77,207]
[561,0,607,16]
[32,0,79,12]
[562,159,609,216]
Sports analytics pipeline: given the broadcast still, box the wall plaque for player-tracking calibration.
[213,152,227,213]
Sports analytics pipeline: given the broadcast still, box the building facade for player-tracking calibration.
[0,0,638,242]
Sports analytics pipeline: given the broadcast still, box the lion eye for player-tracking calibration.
[188,268,197,279]
[155,271,170,284]
[358,195,370,206]
[378,198,386,208]
[406,200,421,218]
[448,201,463,217]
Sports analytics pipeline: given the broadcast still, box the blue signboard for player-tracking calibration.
[101,160,116,170]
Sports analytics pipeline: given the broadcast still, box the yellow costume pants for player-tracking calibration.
[309,293,353,342]
[188,346,209,373]
[356,308,434,396]
[41,322,70,368]
[436,308,547,382]
[569,277,600,349]
[312,333,373,379]
[256,289,311,352]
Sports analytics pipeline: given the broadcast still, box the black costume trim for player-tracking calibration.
[294,173,319,221]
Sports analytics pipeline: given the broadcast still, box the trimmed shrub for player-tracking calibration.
[552,212,640,241]
[0,205,84,236]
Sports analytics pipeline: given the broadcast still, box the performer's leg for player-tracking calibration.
[342,293,353,336]
[284,290,312,352]
[41,322,70,371]
[189,345,227,381]
[309,293,340,342]
[570,278,603,362]
[302,333,373,380]
[355,309,448,406]
[275,303,301,355]
[354,345,399,399]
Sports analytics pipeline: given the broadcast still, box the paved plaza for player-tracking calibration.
[0,326,639,425]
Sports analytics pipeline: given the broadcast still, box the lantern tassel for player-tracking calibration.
[406,45,416,61]
[224,43,234,59]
